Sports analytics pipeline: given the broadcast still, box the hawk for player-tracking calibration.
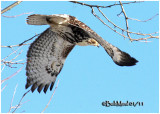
[26,14,138,93]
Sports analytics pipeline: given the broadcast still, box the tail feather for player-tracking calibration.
[27,14,48,25]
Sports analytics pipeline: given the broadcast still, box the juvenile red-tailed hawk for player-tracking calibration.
[26,14,138,93]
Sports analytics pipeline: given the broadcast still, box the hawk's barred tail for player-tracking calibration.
[93,35,138,66]
[27,14,48,25]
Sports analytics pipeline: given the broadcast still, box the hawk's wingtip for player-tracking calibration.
[114,51,138,66]
[115,58,138,66]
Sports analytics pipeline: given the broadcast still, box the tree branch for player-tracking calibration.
[128,13,159,22]
[2,12,33,18]
[91,7,128,38]
[70,1,159,42]
[1,84,8,92]
[1,1,22,14]
[1,66,24,84]
[70,1,143,8]
[12,89,31,113]
[1,34,40,48]
[41,80,60,113]
[8,84,18,113]
[119,1,131,40]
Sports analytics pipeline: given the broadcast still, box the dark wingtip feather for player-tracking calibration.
[115,51,138,66]
[50,82,54,91]
[25,83,31,89]
[44,84,49,93]
[31,83,38,92]
[25,78,32,89]
[38,84,44,93]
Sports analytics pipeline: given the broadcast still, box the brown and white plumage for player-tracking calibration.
[26,14,138,93]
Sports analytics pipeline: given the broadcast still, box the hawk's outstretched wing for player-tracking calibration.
[26,28,75,93]
[68,24,138,66]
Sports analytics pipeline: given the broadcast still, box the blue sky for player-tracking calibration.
[1,1,159,113]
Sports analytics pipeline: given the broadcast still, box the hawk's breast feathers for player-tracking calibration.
[26,14,138,93]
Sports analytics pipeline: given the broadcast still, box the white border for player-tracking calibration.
[1,0,159,114]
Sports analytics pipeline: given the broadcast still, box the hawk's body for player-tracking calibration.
[26,14,138,93]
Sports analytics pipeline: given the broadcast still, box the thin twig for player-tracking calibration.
[71,1,158,42]
[20,34,40,45]
[11,100,30,110]
[41,80,60,113]
[1,46,22,62]
[128,13,159,22]
[1,64,6,73]
[97,7,159,37]
[12,89,31,113]
[1,43,31,48]
[96,3,159,41]
[1,34,40,48]
[1,66,23,84]
[11,100,30,109]
[10,50,23,63]
[2,12,33,18]
[91,7,128,38]
[70,1,143,8]
[1,1,22,14]
[2,61,26,68]
[8,84,18,113]
[1,84,8,92]
[119,1,131,40]
[1,50,24,68]
[131,36,159,41]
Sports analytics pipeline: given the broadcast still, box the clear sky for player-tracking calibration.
[1,1,159,113]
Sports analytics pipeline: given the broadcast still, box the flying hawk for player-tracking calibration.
[26,14,138,93]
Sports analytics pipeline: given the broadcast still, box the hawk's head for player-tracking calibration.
[87,39,99,47]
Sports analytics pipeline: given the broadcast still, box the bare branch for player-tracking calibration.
[8,84,18,113]
[1,43,31,48]
[41,80,60,113]
[1,1,22,14]
[119,1,131,40]
[1,46,22,62]
[128,13,159,22]
[131,36,159,42]
[97,7,129,38]
[1,34,40,48]
[1,84,8,92]
[19,34,40,45]
[2,12,33,18]
[97,8,159,38]
[94,4,159,42]
[1,64,6,73]
[1,66,23,84]
[91,7,128,38]
[71,1,159,42]
[70,1,143,8]
[11,100,30,109]
[12,89,31,113]
[1,50,25,68]
[2,61,26,68]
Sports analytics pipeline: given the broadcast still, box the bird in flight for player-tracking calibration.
[26,14,138,93]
